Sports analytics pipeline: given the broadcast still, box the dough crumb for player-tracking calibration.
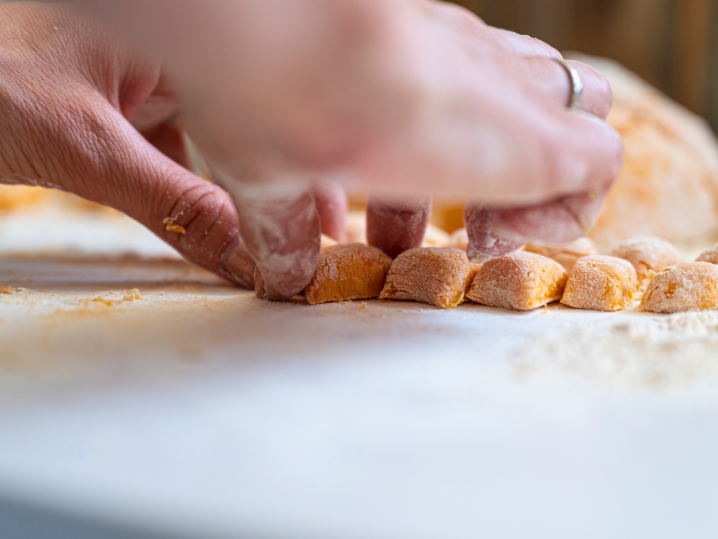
[611,236,683,290]
[524,237,597,272]
[163,217,186,235]
[305,244,392,305]
[381,247,477,309]
[358,302,368,311]
[0,286,16,295]
[467,251,567,311]
[124,289,143,301]
[561,255,637,311]
[640,262,718,313]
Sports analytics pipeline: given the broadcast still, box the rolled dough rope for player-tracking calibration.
[523,237,598,273]
[561,255,637,311]
[380,247,479,309]
[466,251,568,312]
[305,244,392,305]
[611,237,684,290]
[640,262,718,313]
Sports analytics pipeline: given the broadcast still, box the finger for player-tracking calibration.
[225,180,321,301]
[519,58,613,120]
[51,95,255,289]
[485,27,562,59]
[465,179,613,261]
[367,195,432,258]
[465,202,526,263]
[495,179,613,243]
[140,120,192,170]
[312,179,348,243]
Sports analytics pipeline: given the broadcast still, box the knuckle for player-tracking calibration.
[161,182,238,254]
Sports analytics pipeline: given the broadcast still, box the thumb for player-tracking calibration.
[55,97,255,288]
[220,179,321,301]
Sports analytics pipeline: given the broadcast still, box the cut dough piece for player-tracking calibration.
[422,224,452,248]
[305,244,392,305]
[344,211,367,244]
[611,236,683,289]
[320,234,337,250]
[448,228,469,252]
[696,243,718,265]
[640,262,718,313]
[466,251,568,311]
[524,237,597,272]
[380,247,478,309]
[561,255,637,311]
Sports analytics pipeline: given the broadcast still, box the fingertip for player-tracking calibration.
[232,183,321,301]
[222,237,256,290]
[367,195,431,258]
[312,180,348,243]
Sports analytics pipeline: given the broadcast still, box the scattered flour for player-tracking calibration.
[514,310,718,392]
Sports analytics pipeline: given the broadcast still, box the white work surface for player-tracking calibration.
[1,206,718,539]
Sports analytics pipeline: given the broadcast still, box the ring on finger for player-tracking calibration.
[551,58,584,111]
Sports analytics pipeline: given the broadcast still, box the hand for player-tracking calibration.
[0,3,344,289]
[20,0,623,299]
[81,0,621,296]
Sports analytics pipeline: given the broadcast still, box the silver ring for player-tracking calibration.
[552,58,583,111]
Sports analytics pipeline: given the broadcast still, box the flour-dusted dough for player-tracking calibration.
[523,237,597,273]
[561,255,637,312]
[569,55,718,252]
[448,228,469,252]
[611,236,683,290]
[640,262,718,313]
[466,251,568,311]
[305,244,392,305]
[320,234,337,250]
[380,247,478,309]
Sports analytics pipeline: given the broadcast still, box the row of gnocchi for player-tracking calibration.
[270,236,718,314]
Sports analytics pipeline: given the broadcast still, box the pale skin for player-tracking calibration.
[0,1,622,299]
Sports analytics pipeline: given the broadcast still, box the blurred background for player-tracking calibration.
[450,0,718,128]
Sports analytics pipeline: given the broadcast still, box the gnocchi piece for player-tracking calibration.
[640,262,718,313]
[524,237,597,272]
[561,255,637,311]
[305,244,392,305]
[611,236,683,288]
[320,234,337,250]
[466,251,568,311]
[696,243,718,265]
[448,228,469,252]
[422,223,452,248]
[380,247,478,309]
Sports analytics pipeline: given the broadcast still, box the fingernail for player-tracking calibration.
[222,238,256,290]
[254,267,266,299]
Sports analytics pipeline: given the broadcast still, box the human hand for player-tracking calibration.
[75,0,622,297]
[0,3,349,290]
[104,0,620,295]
